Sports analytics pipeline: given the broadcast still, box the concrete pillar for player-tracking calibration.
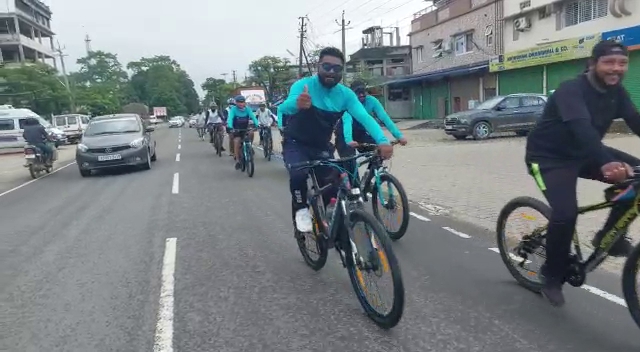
[37,30,42,43]
[13,16,24,62]
[30,26,34,40]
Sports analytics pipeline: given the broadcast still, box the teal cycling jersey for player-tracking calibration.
[341,95,403,143]
[227,105,259,129]
[279,75,389,147]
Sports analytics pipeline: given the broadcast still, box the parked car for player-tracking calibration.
[443,93,548,140]
[168,117,184,128]
[75,113,157,177]
[52,114,90,144]
[0,108,60,149]
[49,126,67,147]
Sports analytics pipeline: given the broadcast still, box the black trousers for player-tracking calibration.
[528,146,640,283]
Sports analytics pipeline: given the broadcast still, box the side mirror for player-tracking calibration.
[145,126,155,132]
[494,104,505,111]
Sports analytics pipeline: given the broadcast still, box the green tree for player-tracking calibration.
[126,55,199,116]
[72,50,129,116]
[0,63,72,115]
[200,77,234,106]
[247,56,296,101]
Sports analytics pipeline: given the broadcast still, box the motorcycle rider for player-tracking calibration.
[23,117,53,164]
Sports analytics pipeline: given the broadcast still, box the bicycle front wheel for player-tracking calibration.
[345,209,404,329]
[245,150,254,177]
[622,243,640,330]
[371,173,410,241]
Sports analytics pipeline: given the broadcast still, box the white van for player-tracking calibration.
[0,108,53,149]
[52,114,90,144]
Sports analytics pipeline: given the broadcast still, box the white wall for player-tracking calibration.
[0,0,16,13]
[504,0,639,52]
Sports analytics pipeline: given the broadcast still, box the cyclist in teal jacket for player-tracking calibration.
[227,95,259,170]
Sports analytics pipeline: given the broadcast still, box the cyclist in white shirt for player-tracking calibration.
[255,102,277,144]
[205,103,225,149]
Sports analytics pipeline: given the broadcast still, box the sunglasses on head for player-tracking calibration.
[320,62,343,73]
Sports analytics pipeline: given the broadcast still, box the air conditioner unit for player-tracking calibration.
[514,17,532,31]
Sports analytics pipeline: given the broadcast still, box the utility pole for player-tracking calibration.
[335,11,350,56]
[54,41,75,113]
[232,70,237,86]
[298,16,306,77]
[84,34,92,55]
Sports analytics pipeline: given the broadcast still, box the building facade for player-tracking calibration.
[0,0,56,67]
[492,0,638,100]
[347,26,413,118]
[395,0,502,119]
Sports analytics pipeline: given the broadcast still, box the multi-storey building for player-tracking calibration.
[0,0,56,67]
[391,0,502,119]
[492,0,638,104]
[346,26,413,118]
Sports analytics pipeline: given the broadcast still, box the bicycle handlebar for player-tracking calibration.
[288,153,363,171]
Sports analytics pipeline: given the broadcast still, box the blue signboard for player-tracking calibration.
[602,25,640,50]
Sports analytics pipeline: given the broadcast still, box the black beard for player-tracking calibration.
[319,75,342,88]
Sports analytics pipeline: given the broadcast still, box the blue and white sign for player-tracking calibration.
[602,25,640,50]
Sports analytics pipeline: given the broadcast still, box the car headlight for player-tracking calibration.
[77,143,88,152]
[130,138,145,148]
[458,118,468,124]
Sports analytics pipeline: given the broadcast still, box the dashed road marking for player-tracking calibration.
[175,153,180,162]
[486,248,626,307]
[154,237,177,352]
[442,226,471,238]
[171,173,179,194]
[488,247,531,264]
[177,144,181,150]
[410,212,430,222]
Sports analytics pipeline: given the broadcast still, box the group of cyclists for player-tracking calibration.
[193,38,638,312]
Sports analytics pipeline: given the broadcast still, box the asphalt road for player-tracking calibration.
[1,126,640,352]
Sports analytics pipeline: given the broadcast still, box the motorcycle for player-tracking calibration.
[24,140,57,179]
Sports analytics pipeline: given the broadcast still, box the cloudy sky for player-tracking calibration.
[44,0,430,96]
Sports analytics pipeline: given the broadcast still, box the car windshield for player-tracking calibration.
[474,96,505,110]
[84,118,140,136]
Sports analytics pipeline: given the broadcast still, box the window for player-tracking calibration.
[521,96,545,106]
[389,58,405,64]
[414,47,424,62]
[67,116,78,125]
[454,33,474,55]
[0,118,15,130]
[388,87,410,101]
[369,67,384,76]
[81,116,90,124]
[54,116,66,126]
[502,97,521,108]
[18,118,27,129]
[564,0,607,27]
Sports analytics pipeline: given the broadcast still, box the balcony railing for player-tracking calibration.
[413,0,456,19]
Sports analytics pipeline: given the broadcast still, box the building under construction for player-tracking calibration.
[0,0,56,67]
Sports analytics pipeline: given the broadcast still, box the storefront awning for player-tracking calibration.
[383,61,489,86]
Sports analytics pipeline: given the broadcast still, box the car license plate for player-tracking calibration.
[98,154,122,161]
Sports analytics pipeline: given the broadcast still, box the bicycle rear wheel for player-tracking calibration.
[496,196,551,293]
[622,244,640,330]
[345,209,404,329]
[296,189,328,271]
[371,173,410,241]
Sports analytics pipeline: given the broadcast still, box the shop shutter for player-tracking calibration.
[546,59,587,92]
[624,51,640,109]
[421,85,431,119]
[429,81,449,118]
[412,86,423,119]
[498,66,544,95]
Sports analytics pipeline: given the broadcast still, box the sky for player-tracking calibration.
[43,0,431,97]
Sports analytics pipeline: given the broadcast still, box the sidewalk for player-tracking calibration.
[0,146,76,192]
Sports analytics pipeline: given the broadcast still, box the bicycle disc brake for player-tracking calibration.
[514,233,545,268]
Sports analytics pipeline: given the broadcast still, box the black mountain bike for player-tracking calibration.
[234,128,255,178]
[352,141,410,240]
[260,126,273,161]
[289,153,404,329]
[497,168,640,330]
[212,125,224,157]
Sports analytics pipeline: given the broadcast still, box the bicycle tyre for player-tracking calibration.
[267,137,272,161]
[246,152,254,177]
[345,209,404,329]
[296,190,329,271]
[622,243,640,330]
[496,196,549,293]
[371,173,410,241]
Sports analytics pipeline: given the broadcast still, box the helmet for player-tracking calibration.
[234,95,246,103]
[350,80,367,94]
[227,98,235,105]
[210,102,217,108]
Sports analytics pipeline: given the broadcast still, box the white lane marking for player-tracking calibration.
[486,248,626,307]
[154,237,177,352]
[442,226,471,238]
[175,153,180,162]
[409,212,430,222]
[0,161,76,198]
[177,144,181,150]
[582,285,627,307]
[487,247,531,264]
[171,173,179,194]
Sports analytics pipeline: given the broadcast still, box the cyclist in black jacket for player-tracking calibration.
[525,39,640,307]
